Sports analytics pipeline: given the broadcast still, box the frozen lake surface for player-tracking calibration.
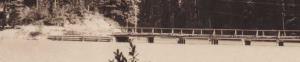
[1,38,300,62]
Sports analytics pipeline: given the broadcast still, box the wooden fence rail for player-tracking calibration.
[119,27,300,37]
[48,35,112,42]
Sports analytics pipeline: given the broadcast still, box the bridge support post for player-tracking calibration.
[210,39,218,45]
[277,40,284,46]
[147,37,154,43]
[243,39,251,46]
[115,36,130,42]
[178,37,186,44]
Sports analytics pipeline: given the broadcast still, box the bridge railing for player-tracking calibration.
[119,27,300,37]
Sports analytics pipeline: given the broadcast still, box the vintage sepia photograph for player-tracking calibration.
[1,0,300,62]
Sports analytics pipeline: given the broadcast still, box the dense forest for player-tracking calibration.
[0,0,140,28]
[1,0,300,30]
[139,0,300,30]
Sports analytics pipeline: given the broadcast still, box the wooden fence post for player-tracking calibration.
[180,29,183,34]
[192,29,195,35]
[213,29,216,35]
[171,29,174,34]
[200,29,203,35]
[256,30,259,37]
[234,30,237,36]
[160,29,163,34]
[262,31,265,37]
[221,30,223,35]
[278,31,281,38]
[151,28,154,33]
[241,31,244,36]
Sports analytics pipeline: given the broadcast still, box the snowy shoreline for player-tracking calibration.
[1,39,300,62]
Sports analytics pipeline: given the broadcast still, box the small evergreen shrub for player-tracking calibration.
[110,41,139,62]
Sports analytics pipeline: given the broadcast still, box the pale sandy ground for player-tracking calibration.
[1,38,300,62]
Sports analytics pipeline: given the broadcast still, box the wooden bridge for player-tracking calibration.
[113,27,300,46]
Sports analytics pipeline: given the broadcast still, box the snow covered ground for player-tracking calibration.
[1,38,300,62]
[1,12,300,62]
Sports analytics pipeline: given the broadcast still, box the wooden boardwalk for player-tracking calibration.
[114,27,300,40]
[46,27,300,46]
[113,27,300,46]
